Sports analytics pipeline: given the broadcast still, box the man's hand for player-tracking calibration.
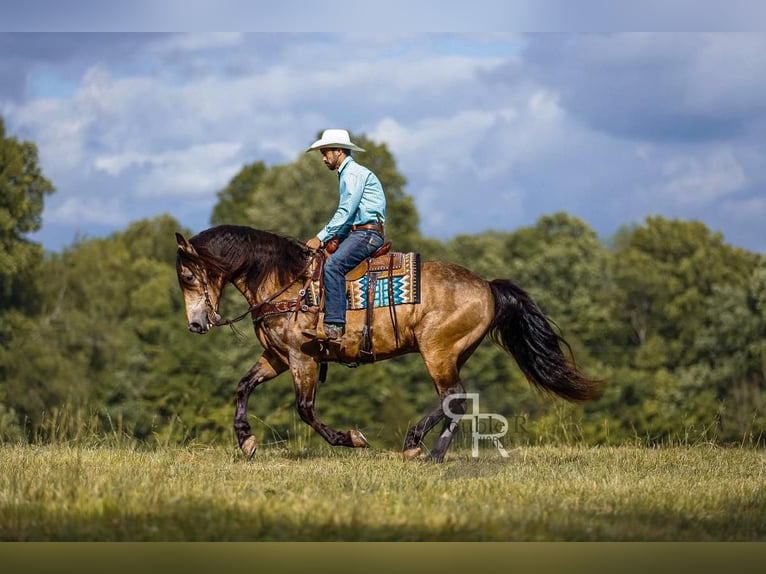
[305,236,322,251]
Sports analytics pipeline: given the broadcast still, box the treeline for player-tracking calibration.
[1,120,764,448]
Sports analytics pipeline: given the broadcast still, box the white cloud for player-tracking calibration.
[369,85,577,235]
[139,142,244,198]
[641,147,747,207]
[11,99,89,174]
[46,195,127,227]
[93,151,151,176]
[373,110,498,176]
[94,142,243,198]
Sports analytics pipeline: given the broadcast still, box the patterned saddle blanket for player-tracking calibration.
[309,251,421,310]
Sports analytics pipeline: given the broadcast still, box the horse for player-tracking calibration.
[175,224,602,462]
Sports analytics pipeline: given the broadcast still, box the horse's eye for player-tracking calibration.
[183,272,195,283]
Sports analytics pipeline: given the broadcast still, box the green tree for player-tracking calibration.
[0,117,55,316]
[600,217,763,443]
[684,259,766,442]
[611,216,757,369]
[503,212,617,361]
[0,117,55,438]
[210,161,267,226]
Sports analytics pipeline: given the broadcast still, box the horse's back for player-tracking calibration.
[386,260,494,362]
[421,259,487,287]
[346,259,494,359]
[408,259,494,333]
[420,259,493,312]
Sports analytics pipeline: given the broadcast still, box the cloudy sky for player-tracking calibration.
[2,31,765,253]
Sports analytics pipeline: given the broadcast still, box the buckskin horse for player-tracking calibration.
[175,225,602,462]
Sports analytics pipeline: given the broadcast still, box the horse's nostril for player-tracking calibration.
[189,322,204,333]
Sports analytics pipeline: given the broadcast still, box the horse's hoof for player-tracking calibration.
[241,436,257,459]
[425,452,445,463]
[402,447,422,461]
[349,429,370,448]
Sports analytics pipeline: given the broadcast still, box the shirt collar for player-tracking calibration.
[337,155,354,175]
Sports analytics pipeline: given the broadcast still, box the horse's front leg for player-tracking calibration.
[290,354,370,449]
[234,350,288,459]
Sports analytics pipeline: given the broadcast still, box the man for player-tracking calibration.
[303,129,387,341]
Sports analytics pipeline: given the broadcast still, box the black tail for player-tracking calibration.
[489,279,603,402]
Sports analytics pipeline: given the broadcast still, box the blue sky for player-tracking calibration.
[2,31,765,253]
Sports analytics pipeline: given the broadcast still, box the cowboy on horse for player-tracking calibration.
[302,129,387,343]
[174,132,603,462]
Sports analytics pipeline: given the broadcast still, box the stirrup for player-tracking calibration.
[301,323,343,341]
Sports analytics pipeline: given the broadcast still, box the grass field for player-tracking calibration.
[1,442,764,541]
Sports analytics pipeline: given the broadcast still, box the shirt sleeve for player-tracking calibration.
[317,168,367,242]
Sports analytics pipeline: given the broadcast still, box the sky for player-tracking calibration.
[2,29,766,253]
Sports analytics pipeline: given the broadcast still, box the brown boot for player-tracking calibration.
[302,323,344,341]
[324,323,344,340]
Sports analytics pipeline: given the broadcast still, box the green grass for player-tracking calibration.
[1,443,764,541]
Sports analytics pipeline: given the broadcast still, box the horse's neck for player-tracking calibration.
[231,271,300,306]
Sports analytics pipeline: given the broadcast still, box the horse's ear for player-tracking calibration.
[175,232,197,255]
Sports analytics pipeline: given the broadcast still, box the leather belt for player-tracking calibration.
[351,222,383,233]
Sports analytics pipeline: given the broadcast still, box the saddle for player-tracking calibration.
[345,242,394,281]
[309,241,420,362]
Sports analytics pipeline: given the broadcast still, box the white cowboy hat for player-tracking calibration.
[307,129,366,153]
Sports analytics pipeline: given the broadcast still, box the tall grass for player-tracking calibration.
[1,441,764,541]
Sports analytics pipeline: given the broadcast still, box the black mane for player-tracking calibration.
[188,225,311,290]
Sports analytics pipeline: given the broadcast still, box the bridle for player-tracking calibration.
[198,249,321,328]
[200,276,223,326]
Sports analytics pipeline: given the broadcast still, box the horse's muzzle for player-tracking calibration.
[188,310,220,334]
[188,320,209,334]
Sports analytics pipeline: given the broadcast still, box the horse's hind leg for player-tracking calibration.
[290,355,370,449]
[234,351,287,459]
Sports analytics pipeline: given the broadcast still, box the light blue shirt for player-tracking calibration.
[317,156,387,243]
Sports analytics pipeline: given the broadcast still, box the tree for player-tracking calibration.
[684,259,766,442]
[599,217,764,444]
[610,216,757,369]
[504,212,616,360]
[210,161,267,227]
[0,117,55,439]
[0,117,55,317]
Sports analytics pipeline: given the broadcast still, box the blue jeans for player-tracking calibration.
[323,230,384,325]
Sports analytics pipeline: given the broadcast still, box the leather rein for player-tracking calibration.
[203,249,321,328]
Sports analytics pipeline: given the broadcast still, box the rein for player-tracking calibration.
[204,250,321,328]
